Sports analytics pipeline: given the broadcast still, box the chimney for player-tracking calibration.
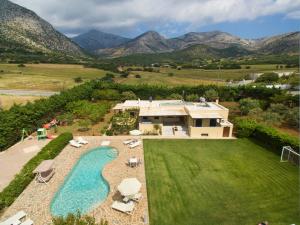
[215,98,219,104]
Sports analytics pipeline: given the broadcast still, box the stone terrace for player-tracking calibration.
[0,136,149,225]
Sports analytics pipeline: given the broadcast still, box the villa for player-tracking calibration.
[113,99,233,138]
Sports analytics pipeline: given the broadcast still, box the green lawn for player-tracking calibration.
[143,139,299,225]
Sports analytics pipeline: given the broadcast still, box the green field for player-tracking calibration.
[143,139,299,225]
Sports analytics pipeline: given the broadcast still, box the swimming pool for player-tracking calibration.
[50,146,118,217]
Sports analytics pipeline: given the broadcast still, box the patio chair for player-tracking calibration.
[20,219,33,225]
[129,141,141,149]
[36,169,55,183]
[69,140,82,148]
[0,211,26,225]
[123,139,134,145]
[111,201,135,215]
[77,137,88,145]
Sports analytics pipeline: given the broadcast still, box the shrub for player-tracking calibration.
[234,118,257,137]
[91,89,120,100]
[121,91,137,101]
[186,94,199,102]
[73,77,83,83]
[204,89,218,101]
[52,212,108,225]
[168,93,182,100]
[256,72,279,83]
[0,133,72,212]
[67,100,109,124]
[253,125,299,154]
[135,74,141,78]
[18,64,26,67]
[78,119,92,131]
[234,118,299,153]
[57,113,74,126]
[239,98,261,115]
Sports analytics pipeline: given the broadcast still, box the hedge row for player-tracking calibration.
[235,118,299,154]
[0,132,73,212]
[94,82,288,102]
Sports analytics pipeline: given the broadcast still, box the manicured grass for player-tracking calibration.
[143,139,299,225]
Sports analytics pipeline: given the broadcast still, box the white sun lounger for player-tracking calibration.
[0,211,26,225]
[111,201,135,215]
[20,219,33,225]
[129,141,141,149]
[69,140,82,148]
[77,137,88,145]
[123,139,134,145]
[101,141,110,146]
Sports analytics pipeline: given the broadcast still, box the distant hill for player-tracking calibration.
[107,44,254,65]
[96,31,172,57]
[72,30,130,52]
[0,0,85,57]
[254,32,299,54]
[93,30,299,58]
[168,31,255,50]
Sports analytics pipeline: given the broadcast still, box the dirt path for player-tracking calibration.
[0,89,59,97]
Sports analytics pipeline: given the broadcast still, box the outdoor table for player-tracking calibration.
[129,157,138,167]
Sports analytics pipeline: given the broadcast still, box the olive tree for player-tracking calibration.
[239,98,261,115]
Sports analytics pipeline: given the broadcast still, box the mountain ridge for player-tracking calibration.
[72,30,130,51]
[89,30,299,58]
[0,0,85,57]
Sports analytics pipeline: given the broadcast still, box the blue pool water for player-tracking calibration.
[50,146,118,217]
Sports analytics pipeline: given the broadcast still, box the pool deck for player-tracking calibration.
[0,136,149,225]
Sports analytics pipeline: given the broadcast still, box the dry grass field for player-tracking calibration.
[0,95,44,110]
[0,64,108,91]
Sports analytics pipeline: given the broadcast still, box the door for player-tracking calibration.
[223,127,230,137]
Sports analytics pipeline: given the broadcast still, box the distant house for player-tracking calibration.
[249,73,264,80]
[227,79,254,87]
[265,84,291,89]
[273,71,294,77]
[113,100,233,138]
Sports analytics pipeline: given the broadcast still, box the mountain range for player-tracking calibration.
[0,0,298,61]
[73,30,299,58]
[0,0,84,57]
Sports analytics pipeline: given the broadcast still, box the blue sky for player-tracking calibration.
[11,0,300,39]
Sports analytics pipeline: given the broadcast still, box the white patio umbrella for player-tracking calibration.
[129,130,143,136]
[117,178,142,196]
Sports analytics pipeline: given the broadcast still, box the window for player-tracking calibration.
[210,119,217,127]
[154,116,159,120]
[195,119,202,127]
[201,133,209,136]
[142,116,148,120]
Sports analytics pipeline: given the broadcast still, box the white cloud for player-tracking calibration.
[10,0,300,36]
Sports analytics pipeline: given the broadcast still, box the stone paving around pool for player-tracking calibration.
[0,136,149,225]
